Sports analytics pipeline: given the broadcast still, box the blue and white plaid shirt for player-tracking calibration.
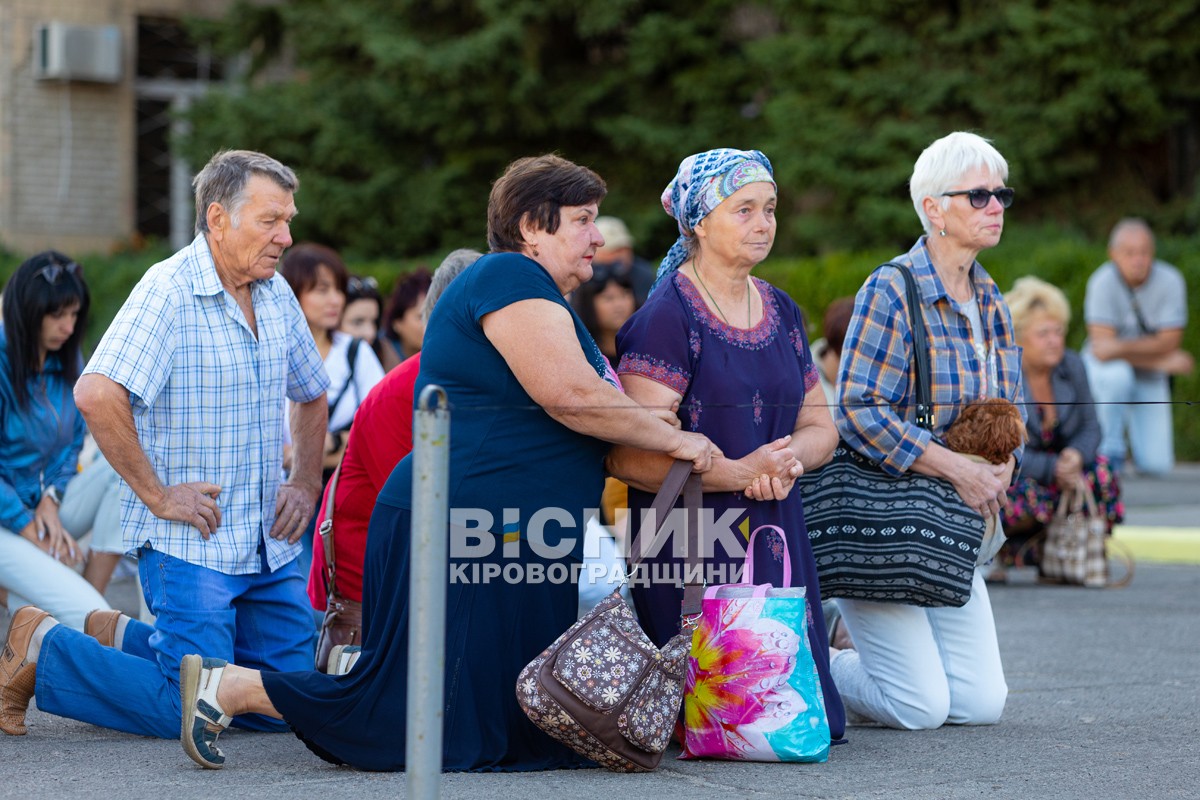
[837,237,1025,476]
[84,234,329,574]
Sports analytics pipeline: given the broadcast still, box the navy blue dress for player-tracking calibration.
[262,253,612,771]
[616,271,846,742]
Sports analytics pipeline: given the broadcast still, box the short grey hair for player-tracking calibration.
[421,248,483,321]
[193,149,299,235]
[1108,217,1154,250]
[910,132,1009,235]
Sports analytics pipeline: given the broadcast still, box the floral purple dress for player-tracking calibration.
[615,271,846,742]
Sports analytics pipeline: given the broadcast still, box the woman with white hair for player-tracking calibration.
[832,131,1025,730]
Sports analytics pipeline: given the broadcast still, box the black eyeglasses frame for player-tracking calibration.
[940,188,1015,209]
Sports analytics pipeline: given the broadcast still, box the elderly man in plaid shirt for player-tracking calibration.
[1,150,329,739]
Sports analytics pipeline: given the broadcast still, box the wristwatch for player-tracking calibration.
[42,486,61,506]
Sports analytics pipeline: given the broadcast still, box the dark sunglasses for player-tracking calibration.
[347,275,378,297]
[940,188,1015,209]
[37,260,81,284]
[588,261,629,286]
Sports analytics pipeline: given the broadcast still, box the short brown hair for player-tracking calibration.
[822,296,856,359]
[280,242,349,303]
[487,154,607,253]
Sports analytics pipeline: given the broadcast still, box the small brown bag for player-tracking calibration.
[314,463,363,671]
[516,460,703,772]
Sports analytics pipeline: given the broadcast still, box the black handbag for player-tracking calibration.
[798,262,986,608]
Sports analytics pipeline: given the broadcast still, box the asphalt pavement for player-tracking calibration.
[2,467,1199,799]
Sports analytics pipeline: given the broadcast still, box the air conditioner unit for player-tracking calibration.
[33,22,122,83]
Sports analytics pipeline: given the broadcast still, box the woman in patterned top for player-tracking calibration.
[832,131,1025,730]
[607,148,846,743]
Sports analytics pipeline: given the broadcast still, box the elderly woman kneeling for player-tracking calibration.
[833,132,1025,731]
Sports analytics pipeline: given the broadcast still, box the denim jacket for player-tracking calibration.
[0,326,86,533]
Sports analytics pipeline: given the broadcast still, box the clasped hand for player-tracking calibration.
[742,435,803,502]
[19,495,80,565]
[1053,447,1084,489]
[951,455,1014,519]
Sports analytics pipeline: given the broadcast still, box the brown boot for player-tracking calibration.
[1,606,52,735]
[84,609,124,649]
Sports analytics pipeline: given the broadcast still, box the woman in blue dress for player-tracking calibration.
[608,149,846,742]
[176,154,719,771]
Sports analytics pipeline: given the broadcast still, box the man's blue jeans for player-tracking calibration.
[1083,350,1175,475]
[35,545,315,739]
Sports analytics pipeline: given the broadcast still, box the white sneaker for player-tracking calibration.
[326,645,362,676]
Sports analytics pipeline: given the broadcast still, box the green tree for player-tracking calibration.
[186,1,1200,258]
[185,0,773,258]
[755,0,1200,250]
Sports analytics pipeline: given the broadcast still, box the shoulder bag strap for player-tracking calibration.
[319,460,343,600]
[328,337,363,423]
[622,459,704,620]
[883,261,934,431]
[1119,275,1155,335]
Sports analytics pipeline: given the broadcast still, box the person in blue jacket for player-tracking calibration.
[0,252,119,638]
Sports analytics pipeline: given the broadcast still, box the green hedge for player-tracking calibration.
[4,227,1198,458]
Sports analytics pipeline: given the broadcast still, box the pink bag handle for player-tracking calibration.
[743,524,791,587]
[702,584,773,600]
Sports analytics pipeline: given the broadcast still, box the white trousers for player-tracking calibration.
[59,454,124,553]
[0,530,110,630]
[830,569,1007,730]
[1,456,122,629]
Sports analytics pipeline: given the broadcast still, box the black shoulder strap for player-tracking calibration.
[880,261,934,430]
[1118,274,1155,335]
[328,337,363,418]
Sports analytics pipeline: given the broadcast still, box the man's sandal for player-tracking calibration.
[180,654,232,769]
[326,645,362,676]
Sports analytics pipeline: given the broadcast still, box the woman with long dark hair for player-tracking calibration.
[0,251,123,635]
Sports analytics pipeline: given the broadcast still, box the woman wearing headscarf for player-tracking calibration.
[832,131,1024,730]
[608,148,846,742]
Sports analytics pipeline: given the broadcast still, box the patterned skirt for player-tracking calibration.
[1002,455,1124,536]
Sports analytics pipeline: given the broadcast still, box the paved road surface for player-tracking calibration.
[3,465,1199,799]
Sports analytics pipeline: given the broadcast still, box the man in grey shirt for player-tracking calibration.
[1083,218,1193,474]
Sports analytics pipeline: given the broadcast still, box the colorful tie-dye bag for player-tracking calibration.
[680,525,830,762]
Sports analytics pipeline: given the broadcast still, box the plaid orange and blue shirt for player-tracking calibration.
[836,237,1026,476]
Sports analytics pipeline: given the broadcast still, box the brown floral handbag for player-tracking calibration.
[516,460,703,772]
[314,462,363,671]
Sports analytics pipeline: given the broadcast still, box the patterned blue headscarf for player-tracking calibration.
[652,148,776,292]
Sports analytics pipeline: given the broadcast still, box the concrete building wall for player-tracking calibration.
[0,0,232,256]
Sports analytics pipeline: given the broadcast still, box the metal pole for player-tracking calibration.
[407,384,450,797]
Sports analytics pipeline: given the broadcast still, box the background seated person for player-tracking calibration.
[997,277,1123,581]
[1082,218,1193,475]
